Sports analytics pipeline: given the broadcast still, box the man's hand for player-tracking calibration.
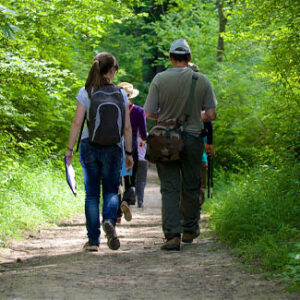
[205,144,215,157]
[125,154,134,172]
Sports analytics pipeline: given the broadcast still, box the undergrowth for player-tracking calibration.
[0,153,84,246]
[204,163,300,291]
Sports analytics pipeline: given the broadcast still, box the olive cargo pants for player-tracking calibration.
[156,134,203,238]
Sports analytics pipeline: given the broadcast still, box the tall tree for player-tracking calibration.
[217,0,227,62]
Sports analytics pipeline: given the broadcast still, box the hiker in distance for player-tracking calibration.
[188,62,215,207]
[144,39,217,251]
[118,82,147,209]
[116,82,147,224]
[65,52,134,252]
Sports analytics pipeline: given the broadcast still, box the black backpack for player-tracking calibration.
[87,85,125,146]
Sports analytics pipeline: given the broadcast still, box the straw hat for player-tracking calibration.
[118,82,139,99]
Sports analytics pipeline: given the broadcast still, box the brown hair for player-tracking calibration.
[170,52,191,62]
[85,52,119,98]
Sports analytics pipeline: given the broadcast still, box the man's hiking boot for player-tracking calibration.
[160,237,181,251]
[102,221,120,250]
[83,241,99,252]
[182,229,200,244]
[120,201,132,222]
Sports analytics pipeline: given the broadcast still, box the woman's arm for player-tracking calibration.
[139,109,147,141]
[123,105,134,171]
[65,102,86,165]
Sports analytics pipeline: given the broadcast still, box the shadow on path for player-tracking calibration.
[0,168,297,300]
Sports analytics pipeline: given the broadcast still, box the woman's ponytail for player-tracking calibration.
[85,52,118,99]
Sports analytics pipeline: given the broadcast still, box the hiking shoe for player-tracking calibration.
[123,187,136,205]
[120,201,132,222]
[83,241,99,252]
[182,229,200,243]
[160,237,181,251]
[102,221,120,250]
[129,199,136,206]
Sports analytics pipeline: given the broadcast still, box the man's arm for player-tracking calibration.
[201,107,216,122]
[201,75,217,122]
[145,111,158,120]
[144,78,159,121]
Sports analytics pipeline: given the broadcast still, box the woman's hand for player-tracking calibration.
[125,154,134,172]
[64,149,73,166]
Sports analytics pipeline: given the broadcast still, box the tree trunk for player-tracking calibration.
[217,0,227,62]
[141,1,170,81]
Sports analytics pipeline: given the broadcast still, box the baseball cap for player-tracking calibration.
[169,39,191,54]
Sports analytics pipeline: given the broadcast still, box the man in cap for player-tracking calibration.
[144,39,217,251]
[118,82,147,210]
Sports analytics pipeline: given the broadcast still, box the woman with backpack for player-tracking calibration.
[65,52,134,251]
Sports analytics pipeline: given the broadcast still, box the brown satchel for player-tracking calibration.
[146,72,199,163]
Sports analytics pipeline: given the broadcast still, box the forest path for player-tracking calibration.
[0,169,297,300]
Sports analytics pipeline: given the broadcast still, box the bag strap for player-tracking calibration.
[183,72,199,130]
[129,104,135,114]
[75,113,86,153]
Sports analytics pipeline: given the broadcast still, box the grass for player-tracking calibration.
[203,163,300,291]
[0,156,84,246]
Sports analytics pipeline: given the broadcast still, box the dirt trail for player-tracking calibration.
[0,169,297,300]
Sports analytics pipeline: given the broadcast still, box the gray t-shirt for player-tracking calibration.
[144,67,217,134]
[76,86,129,139]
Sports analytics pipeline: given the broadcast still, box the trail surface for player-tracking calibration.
[0,169,297,299]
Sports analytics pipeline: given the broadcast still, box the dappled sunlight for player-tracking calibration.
[1,0,298,295]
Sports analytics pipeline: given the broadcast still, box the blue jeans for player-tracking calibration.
[80,139,122,244]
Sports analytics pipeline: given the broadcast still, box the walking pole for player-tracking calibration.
[207,156,211,198]
[210,157,213,198]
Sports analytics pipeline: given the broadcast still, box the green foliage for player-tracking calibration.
[0,4,17,38]
[0,153,84,246]
[0,53,80,150]
[205,163,300,289]
[150,0,218,73]
[212,0,300,169]
[0,0,299,290]
[282,244,300,292]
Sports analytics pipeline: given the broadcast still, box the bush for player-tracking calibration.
[0,152,84,246]
[206,163,300,289]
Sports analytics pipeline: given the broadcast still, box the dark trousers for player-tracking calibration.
[200,162,208,208]
[124,148,139,191]
[136,160,148,206]
[156,134,203,239]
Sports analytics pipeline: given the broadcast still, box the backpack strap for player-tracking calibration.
[183,72,199,130]
[75,113,86,153]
